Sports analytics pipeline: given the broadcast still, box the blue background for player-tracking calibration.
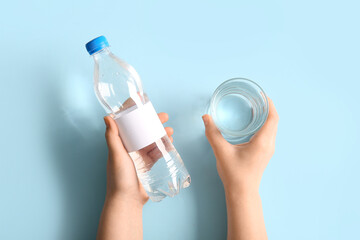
[1,0,359,239]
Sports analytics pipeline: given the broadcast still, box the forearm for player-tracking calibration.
[225,188,267,240]
[97,194,143,240]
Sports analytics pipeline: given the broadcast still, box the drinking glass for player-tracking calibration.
[208,78,269,144]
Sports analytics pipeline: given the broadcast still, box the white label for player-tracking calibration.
[113,102,166,152]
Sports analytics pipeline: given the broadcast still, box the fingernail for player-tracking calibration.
[202,115,208,126]
[104,117,109,128]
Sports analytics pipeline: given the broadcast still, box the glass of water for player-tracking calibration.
[208,78,269,144]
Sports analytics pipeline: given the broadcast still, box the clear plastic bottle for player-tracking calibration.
[85,36,190,202]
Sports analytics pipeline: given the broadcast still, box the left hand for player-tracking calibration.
[103,112,173,206]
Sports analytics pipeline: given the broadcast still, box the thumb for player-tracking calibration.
[104,116,128,158]
[202,114,229,153]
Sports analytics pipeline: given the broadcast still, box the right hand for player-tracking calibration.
[202,97,279,194]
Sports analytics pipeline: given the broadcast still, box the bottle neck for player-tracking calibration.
[92,47,111,61]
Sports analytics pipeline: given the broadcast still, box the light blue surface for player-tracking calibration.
[1,0,359,239]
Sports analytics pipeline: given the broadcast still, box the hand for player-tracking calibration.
[103,112,174,206]
[202,97,279,194]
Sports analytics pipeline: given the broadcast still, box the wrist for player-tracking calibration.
[224,183,259,201]
[105,192,145,210]
[225,189,260,210]
[222,175,261,195]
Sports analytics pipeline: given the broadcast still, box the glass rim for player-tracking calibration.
[209,77,269,139]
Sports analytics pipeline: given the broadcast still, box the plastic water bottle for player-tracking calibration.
[85,36,191,202]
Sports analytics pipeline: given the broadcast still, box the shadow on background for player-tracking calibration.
[45,75,107,240]
[170,95,228,239]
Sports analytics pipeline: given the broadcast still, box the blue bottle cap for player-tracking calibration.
[85,36,109,55]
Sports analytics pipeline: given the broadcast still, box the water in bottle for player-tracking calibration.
[85,36,190,202]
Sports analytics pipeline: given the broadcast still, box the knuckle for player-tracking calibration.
[205,129,212,138]
[105,130,112,140]
[274,112,280,122]
[269,111,279,122]
[255,138,270,150]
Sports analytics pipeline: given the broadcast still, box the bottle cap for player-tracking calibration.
[85,36,109,55]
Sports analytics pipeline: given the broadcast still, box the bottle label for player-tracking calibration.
[113,102,167,152]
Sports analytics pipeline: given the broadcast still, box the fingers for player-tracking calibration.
[250,97,279,145]
[202,114,229,153]
[160,113,173,142]
[104,116,128,158]
[165,126,173,136]
[158,112,169,124]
